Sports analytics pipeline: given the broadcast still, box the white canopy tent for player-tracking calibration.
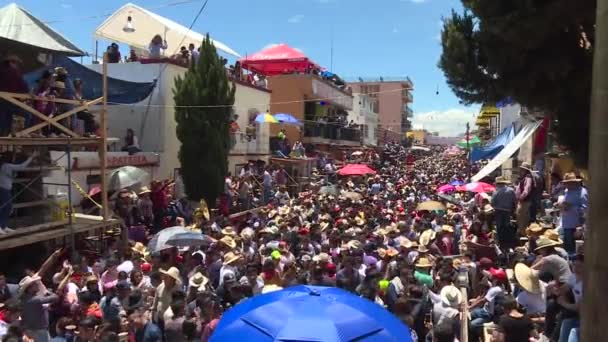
[0,3,85,56]
[471,120,542,182]
[94,3,240,58]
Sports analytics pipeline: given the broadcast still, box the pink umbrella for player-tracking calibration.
[437,184,456,194]
[456,182,496,193]
[337,164,377,176]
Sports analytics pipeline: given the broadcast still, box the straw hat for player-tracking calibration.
[419,229,436,246]
[131,242,149,257]
[188,272,209,289]
[223,252,242,266]
[320,222,330,232]
[219,236,237,249]
[18,275,41,295]
[261,284,283,294]
[495,176,511,185]
[543,229,563,243]
[483,204,495,214]
[53,81,66,89]
[312,252,330,263]
[260,226,279,235]
[400,238,413,249]
[138,186,151,195]
[514,263,542,294]
[441,225,454,234]
[160,267,181,282]
[268,210,278,219]
[562,172,582,183]
[415,257,433,268]
[354,216,366,227]
[386,248,399,258]
[525,223,544,237]
[377,248,387,259]
[346,240,362,250]
[240,227,254,240]
[534,237,561,251]
[417,244,429,253]
[519,162,533,172]
[440,285,463,308]
[221,226,237,236]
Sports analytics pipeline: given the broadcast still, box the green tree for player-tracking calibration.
[439,1,596,165]
[173,34,235,204]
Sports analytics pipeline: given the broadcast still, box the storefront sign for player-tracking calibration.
[73,152,160,170]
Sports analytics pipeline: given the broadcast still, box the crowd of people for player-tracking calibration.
[0,142,586,342]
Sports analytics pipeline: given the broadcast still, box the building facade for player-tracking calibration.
[348,78,414,144]
[348,94,378,146]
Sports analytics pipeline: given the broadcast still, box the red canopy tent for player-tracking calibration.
[337,164,377,176]
[240,44,319,76]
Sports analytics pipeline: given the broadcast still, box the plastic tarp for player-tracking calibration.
[472,120,542,182]
[470,124,516,162]
[24,55,156,104]
[94,3,239,58]
[240,44,318,76]
[0,3,85,56]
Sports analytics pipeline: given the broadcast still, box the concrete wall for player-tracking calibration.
[86,62,271,178]
[349,94,378,146]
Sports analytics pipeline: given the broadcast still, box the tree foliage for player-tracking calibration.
[439,0,596,165]
[173,34,235,204]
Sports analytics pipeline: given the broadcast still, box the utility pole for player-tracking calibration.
[583,0,608,340]
[466,122,471,182]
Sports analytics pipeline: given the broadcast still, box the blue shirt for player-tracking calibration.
[560,186,588,229]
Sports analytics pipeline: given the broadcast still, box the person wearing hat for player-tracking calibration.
[515,162,536,233]
[557,172,587,255]
[514,263,547,316]
[219,252,242,288]
[492,175,517,249]
[495,295,539,342]
[413,257,434,287]
[152,267,182,323]
[468,267,507,340]
[531,238,572,283]
[137,186,154,228]
[0,150,38,234]
[19,274,59,341]
[436,225,457,256]
[0,299,21,340]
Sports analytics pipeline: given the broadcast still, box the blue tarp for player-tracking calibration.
[470,124,516,162]
[24,55,156,104]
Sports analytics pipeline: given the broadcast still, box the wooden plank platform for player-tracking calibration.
[0,137,106,146]
[0,216,120,250]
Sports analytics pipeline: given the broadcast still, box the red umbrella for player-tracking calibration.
[437,184,456,194]
[456,182,496,193]
[240,44,319,76]
[337,164,377,176]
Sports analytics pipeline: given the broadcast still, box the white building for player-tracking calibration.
[348,93,378,146]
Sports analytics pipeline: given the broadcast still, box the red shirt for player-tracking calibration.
[151,184,170,210]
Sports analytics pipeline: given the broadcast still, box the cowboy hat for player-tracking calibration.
[53,81,66,89]
[441,225,454,234]
[138,186,151,195]
[482,204,495,214]
[495,176,511,185]
[219,236,237,249]
[534,237,562,251]
[377,248,387,259]
[347,240,362,250]
[400,238,413,249]
[419,229,436,246]
[561,172,582,183]
[131,242,149,257]
[221,226,237,236]
[525,223,545,237]
[260,226,279,235]
[160,267,181,282]
[223,252,242,266]
[519,162,533,172]
[417,244,429,253]
[188,272,209,288]
[312,252,330,263]
[320,221,330,232]
[18,275,41,295]
[240,227,254,240]
[268,210,278,219]
[514,263,542,294]
[543,229,563,244]
[440,285,463,308]
[415,257,433,268]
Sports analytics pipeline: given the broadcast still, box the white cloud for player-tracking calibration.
[412,108,477,136]
[287,14,305,24]
[293,47,304,53]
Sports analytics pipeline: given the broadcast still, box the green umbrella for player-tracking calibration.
[457,135,481,148]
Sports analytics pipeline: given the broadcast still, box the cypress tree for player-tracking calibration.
[173,34,235,204]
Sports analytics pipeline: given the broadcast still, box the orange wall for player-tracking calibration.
[267,75,313,142]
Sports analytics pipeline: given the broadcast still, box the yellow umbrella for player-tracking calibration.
[416,201,446,211]
[255,113,279,123]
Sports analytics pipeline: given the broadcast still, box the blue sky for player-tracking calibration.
[4,0,479,136]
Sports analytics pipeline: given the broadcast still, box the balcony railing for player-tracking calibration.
[347,76,413,89]
[303,121,361,143]
[402,90,413,103]
[230,127,270,155]
[403,105,414,117]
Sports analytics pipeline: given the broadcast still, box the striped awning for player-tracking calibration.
[476,117,490,126]
[479,105,500,118]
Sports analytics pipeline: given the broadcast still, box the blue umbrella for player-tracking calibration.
[210,285,412,342]
[273,113,302,126]
[450,180,464,186]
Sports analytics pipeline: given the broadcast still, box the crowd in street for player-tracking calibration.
[0,142,586,342]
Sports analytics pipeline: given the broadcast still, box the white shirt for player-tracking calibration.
[483,286,504,313]
[219,265,236,288]
[516,282,547,315]
[117,260,134,274]
[0,156,34,190]
[567,274,583,305]
[263,171,272,187]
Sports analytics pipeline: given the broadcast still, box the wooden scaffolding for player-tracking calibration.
[0,59,120,254]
